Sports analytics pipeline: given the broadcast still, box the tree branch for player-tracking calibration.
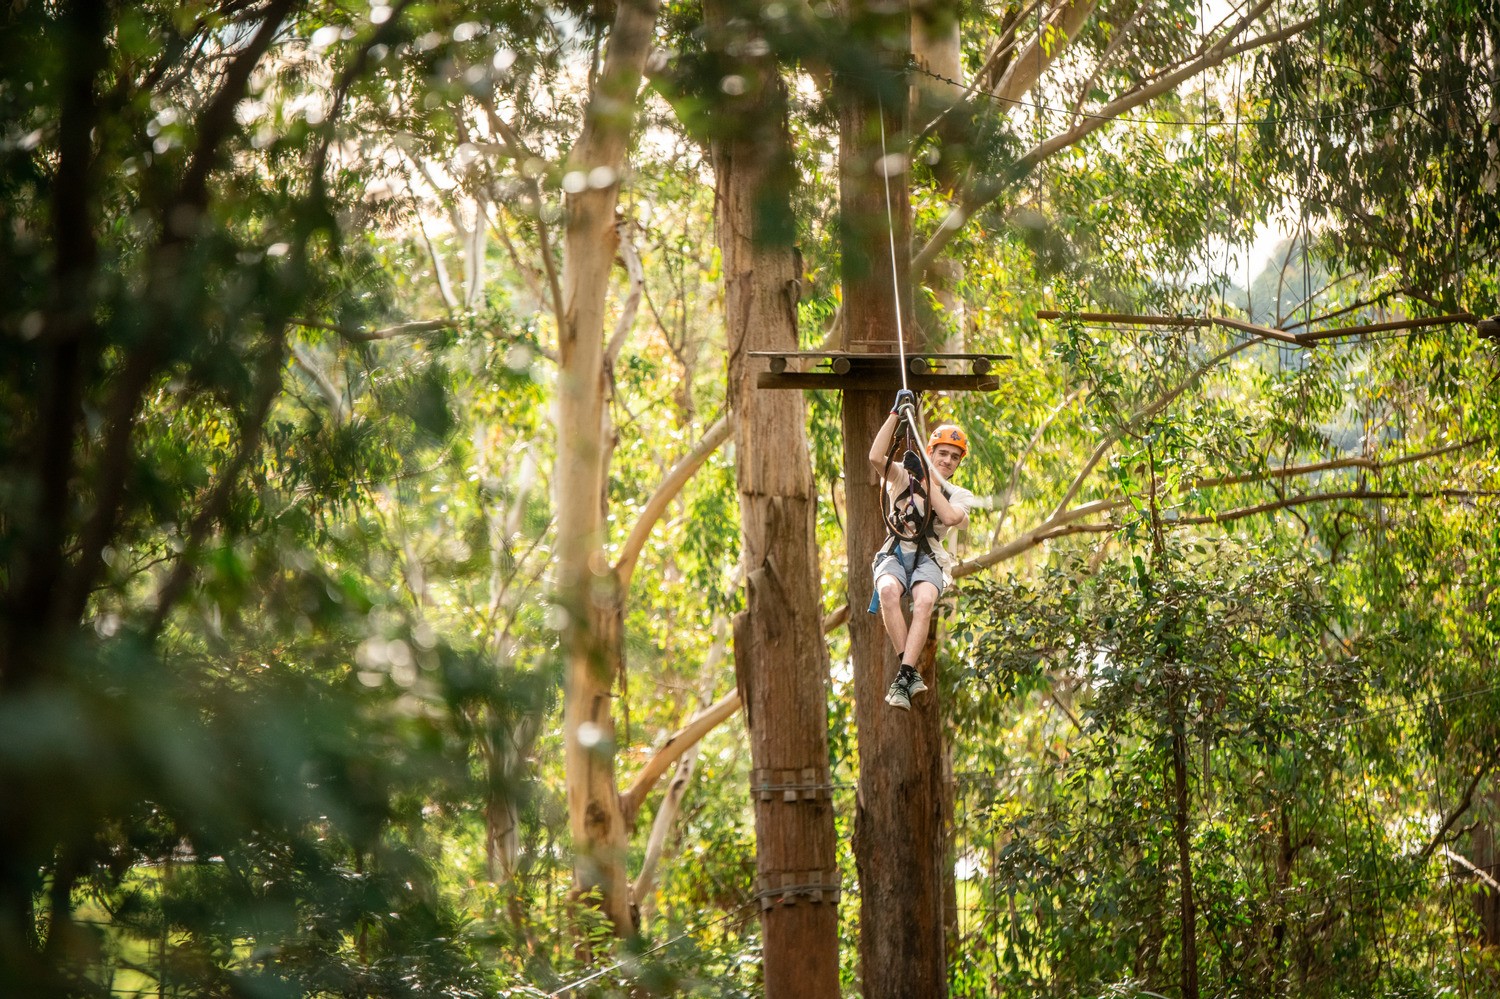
[1421,750,1500,859]
[990,0,1098,106]
[605,220,646,373]
[146,331,291,635]
[179,0,298,209]
[292,316,455,342]
[630,743,700,913]
[1171,488,1500,529]
[620,688,740,827]
[308,0,417,199]
[57,0,303,628]
[480,98,567,328]
[1048,336,1260,521]
[290,342,345,423]
[993,386,1085,542]
[408,177,462,311]
[913,6,1317,281]
[1191,438,1480,491]
[821,452,1495,630]
[1441,847,1500,892]
[614,415,733,591]
[486,200,549,311]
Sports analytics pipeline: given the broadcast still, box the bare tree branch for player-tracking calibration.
[1421,751,1500,859]
[620,688,739,827]
[991,0,1098,106]
[290,342,346,423]
[412,199,461,312]
[486,200,550,309]
[993,386,1086,542]
[615,415,733,591]
[823,436,1490,631]
[1170,488,1500,530]
[293,317,454,342]
[1192,438,1481,491]
[631,744,700,914]
[972,0,1047,94]
[1441,847,1500,892]
[480,98,567,327]
[606,220,646,373]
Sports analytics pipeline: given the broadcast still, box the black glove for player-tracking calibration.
[891,389,916,415]
[902,449,926,482]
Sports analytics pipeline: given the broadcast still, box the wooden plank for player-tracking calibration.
[757,371,1000,392]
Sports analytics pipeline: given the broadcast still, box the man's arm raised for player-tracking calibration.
[869,390,917,484]
[926,469,969,528]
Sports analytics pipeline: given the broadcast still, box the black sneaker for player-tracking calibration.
[885,670,912,710]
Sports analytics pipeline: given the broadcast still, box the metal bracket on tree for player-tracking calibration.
[751,768,836,803]
[753,870,842,909]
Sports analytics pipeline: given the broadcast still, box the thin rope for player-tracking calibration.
[876,94,912,402]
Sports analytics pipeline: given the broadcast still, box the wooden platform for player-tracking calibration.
[751,351,1009,392]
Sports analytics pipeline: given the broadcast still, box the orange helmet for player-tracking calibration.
[927,424,968,457]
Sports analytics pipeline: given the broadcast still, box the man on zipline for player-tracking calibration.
[868,389,974,710]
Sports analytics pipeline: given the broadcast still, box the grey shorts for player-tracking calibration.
[872,548,945,597]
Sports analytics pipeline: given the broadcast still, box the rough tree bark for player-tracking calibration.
[1470,788,1500,945]
[1169,697,1201,999]
[839,4,949,993]
[555,0,660,936]
[710,1,841,990]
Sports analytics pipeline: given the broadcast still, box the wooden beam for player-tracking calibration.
[757,372,1000,391]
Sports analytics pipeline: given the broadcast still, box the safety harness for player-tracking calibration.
[869,416,949,613]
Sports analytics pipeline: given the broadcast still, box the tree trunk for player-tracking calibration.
[839,7,949,993]
[555,0,660,937]
[711,5,841,991]
[1169,701,1201,999]
[1471,787,1500,946]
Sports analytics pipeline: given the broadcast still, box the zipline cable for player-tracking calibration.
[876,94,913,406]
[876,91,935,544]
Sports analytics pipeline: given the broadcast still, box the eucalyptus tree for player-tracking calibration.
[0,0,566,994]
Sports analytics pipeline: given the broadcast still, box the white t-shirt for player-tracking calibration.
[883,468,974,584]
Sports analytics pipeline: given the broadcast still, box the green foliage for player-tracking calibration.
[5,0,1500,994]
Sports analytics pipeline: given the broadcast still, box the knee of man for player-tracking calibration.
[877,576,904,601]
[911,587,938,615]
